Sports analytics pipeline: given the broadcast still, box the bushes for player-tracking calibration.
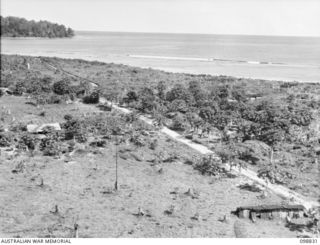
[156,81,167,100]
[53,79,72,95]
[216,146,238,164]
[63,117,87,143]
[166,84,194,105]
[18,133,37,150]
[26,76,52,94]
[130,133,145,147]
[169,99,188,113]
[13,81,26,95]
[32,93,49,105]
[83,91,100,104]
[9,122,27,132]
[199,107,216,122]
[170,114,188,131]
[39,134,62,156]
[12,74,53,96]
[47,94,66,104]
[138,87,156,112]
[124,112,139,124]
[0,72,14,87]
[290,109,313,126]
[0,132,15,147]
[125,91,139,103]
[149,139,158,150]
[64,114,73,121]
[193,155,226,176]
[83,114,124,136]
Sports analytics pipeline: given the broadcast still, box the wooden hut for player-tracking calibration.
[234,204,305,221]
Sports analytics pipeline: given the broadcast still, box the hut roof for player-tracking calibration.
[235,204,305,213]
[27,123,61,133]
[0,87,13,94]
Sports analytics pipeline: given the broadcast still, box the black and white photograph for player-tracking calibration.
[0,0,319,241]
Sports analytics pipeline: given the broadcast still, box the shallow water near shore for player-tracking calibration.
[2,31,320,82]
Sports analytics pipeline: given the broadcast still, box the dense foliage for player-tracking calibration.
[121,80,317,151]
[1,16,74,38]
[2,71,91,105]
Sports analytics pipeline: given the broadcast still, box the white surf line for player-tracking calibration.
[129,54,212,62]
[128,54,320,68]
[101,98,319,210]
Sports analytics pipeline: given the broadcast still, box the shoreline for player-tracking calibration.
[2,52,319,84]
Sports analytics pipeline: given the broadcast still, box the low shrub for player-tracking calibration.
[149,139,158,150]
[53,79,72,95]
[39,111,46,117]
[130,133,145,147]
[170,114,188,131]
[83,91,99,104]
[26,76,53,94]
[9,122,27,132]
[63,118,87,143]
[39,133,61,156]
[64,114,73,121]
[193,155,226,176]
[169,99,188,113]
[18,133,37,151]
[89,139,107,147]
[47,94,65,104]
[0,73,14,87]
[13,81,26,95]
[0,132,15,147]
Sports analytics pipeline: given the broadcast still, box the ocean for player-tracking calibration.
[1,31,320,82]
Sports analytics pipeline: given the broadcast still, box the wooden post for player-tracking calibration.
[114,134,118,191]
[250,212,257,223]
[270,149,274,166]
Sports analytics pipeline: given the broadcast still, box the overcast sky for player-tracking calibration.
[1,0,320,36]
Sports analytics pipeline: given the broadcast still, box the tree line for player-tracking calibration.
[0,16,74,38]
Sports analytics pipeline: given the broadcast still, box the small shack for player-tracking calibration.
[233,204,305,221]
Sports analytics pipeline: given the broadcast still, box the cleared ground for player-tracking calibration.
[0,138,300,238]
[0,96,311,238]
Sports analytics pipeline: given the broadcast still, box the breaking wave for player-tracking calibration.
[128,54,319,68]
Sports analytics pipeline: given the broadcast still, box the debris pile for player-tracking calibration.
[233,204,305,221]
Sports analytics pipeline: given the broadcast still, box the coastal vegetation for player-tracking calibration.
[0,54,319,237]
[0,16,74,38]
[1,54,319,197]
